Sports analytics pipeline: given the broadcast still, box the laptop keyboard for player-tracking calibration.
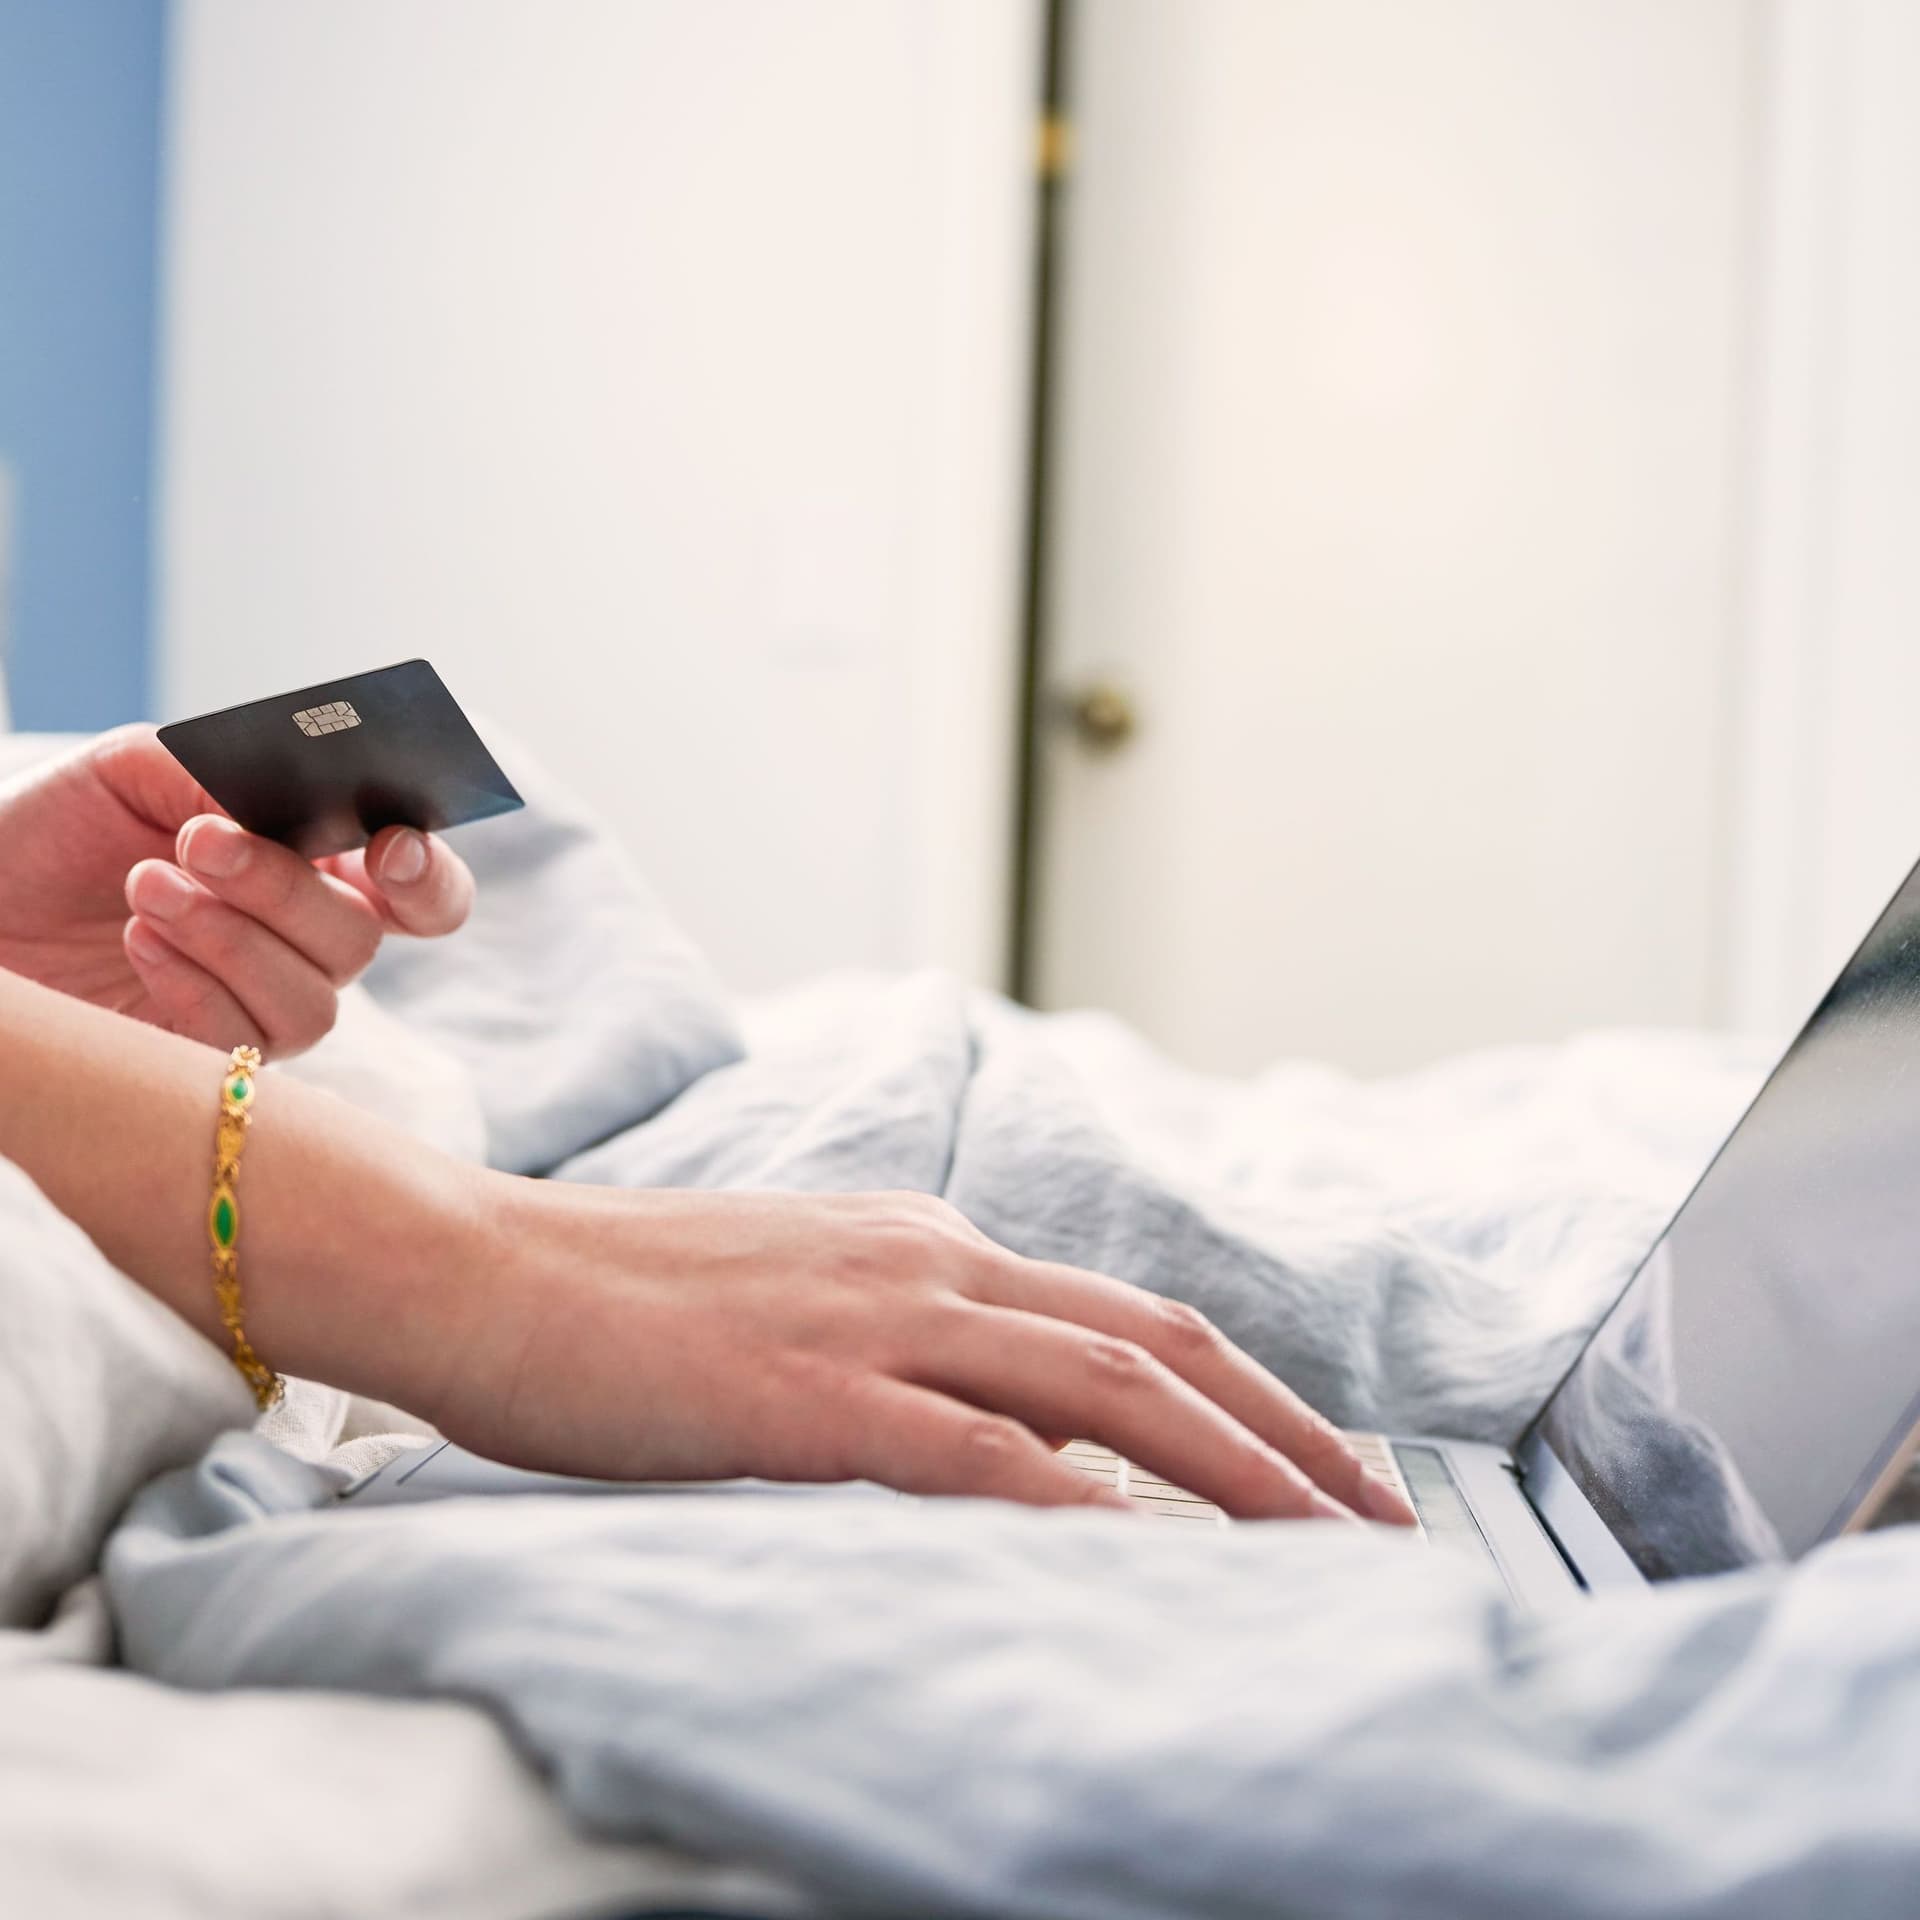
[1062,1431,1416,1528]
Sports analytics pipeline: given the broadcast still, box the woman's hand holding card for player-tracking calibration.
[0,724,473,1058]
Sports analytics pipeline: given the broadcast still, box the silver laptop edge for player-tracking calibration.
[1390,1436,1604,1611]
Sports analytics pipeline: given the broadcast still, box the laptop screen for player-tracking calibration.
[1527,859,1920,1580]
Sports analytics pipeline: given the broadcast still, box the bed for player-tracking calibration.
[3,733,1915,1919]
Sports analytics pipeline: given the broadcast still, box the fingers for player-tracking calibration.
[85,723,222,834]
[135,814,471,1060]
[966,1259,1418,1526]
[826,1377,1134,1511]
[322,826,475,938]
[125,860,339,1056]
[912,1303,1359,1524]
[123,919,267,1053]
[175,816,384,983]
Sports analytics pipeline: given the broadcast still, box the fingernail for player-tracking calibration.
[125,918,171,965]
[133,863,198,924]
[382,828,428,884]
[1357,1474,1420,1527]
[181,816,248,880]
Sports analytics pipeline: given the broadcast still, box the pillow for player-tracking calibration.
[0,1157,251,1630]
[5,729,742,1175]
[362,731,744,1174]
[0,731,81,785]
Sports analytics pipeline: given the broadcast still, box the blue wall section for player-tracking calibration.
[0,0,168,729]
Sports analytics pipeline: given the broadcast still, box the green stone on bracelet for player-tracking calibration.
[228,1076,251,1104]
[212,1190,237,1248]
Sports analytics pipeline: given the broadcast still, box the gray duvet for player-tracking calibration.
[104,763,1920,1918]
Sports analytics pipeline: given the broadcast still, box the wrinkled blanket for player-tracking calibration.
[102,777,1920,1919]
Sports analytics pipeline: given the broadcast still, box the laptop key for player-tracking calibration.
[1063,1433,1419,1532]
[1063,1444,1223,1522]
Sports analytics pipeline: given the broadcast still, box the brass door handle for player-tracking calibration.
[1061,680,1139,754]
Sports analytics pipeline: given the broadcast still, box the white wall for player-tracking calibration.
[0,459,13,729]
[1728,0,1920,1037]
[158,1,1037,991]
[159,1,1920,1055]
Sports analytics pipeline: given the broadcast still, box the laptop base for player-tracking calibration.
[344,1428,1587,1611]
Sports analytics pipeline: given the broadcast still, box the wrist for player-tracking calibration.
[388,1168,587,1445]
[0,963,512,1423]
[235,1088,504,1420]
[383,1163,527,1428]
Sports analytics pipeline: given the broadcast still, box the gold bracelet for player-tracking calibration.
[208,1045,282,1411]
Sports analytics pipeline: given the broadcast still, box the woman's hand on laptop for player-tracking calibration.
[0,959,1416,1529]
[0,725,472,1058]
[422,1184,1419,1527]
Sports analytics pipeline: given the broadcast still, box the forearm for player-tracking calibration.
[0,971,1412,1525]
[0,966,490,1414]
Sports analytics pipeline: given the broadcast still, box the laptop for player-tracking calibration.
[346,855,1920,1610]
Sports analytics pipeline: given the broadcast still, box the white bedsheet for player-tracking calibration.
[0,1586,803,1920]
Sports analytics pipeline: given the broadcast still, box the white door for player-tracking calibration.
[1034,0,1753,1074]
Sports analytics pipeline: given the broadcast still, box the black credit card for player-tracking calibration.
[158,659,524,859]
